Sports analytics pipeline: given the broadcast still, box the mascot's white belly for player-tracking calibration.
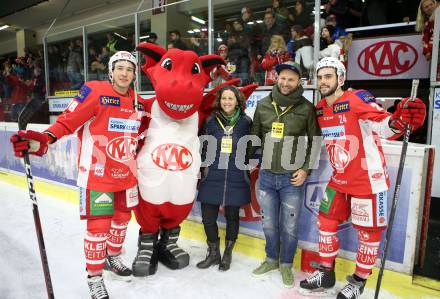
[137,100,201,205]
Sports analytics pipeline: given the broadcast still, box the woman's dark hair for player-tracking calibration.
[213,85,247,112]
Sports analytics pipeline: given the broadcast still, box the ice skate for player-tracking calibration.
[87,275,109,299]
[104,254,132,281]
[336,275,366,299]
[298,266,336,296]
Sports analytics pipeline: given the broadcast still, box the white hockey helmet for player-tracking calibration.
[316,57,346,85]
[108,51,137,82]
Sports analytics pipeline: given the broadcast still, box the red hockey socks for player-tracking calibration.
[355,229,382,279]
[317,215,340,269]
[107,210,131,256]
[107,221,129,256]
[84,231,107,276]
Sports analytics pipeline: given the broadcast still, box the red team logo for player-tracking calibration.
[151,143,193,171]
[106,136,138,162]
[326,144,350,171]
[358,41,417,76]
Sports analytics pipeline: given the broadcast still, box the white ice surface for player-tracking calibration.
[0,180,402,299]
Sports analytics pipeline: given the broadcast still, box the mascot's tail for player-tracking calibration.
[198,79,259,128]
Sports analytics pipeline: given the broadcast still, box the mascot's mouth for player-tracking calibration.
[165,101,194,112]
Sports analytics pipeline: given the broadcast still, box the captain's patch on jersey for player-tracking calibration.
[108,118,140,133]
[100,95,120,106]
[333,101,350,114]
[322,125,346,140]
[74,84,92,103]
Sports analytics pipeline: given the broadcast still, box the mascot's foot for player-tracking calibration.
[157,226,190,270]
[132,230,159,277]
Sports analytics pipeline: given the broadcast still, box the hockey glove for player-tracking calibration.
[389,97,426,132]
[10,130,51,158]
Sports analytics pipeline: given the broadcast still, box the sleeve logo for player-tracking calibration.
[74,84,92,103]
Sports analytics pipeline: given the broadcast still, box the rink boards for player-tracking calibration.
[0,121,434,278]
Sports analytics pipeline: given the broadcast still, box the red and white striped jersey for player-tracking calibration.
[316,90,396,195]
[46,81,142,192]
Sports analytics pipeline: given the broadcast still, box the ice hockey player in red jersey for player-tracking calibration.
[10,51,143,299]
[299,57,426,299]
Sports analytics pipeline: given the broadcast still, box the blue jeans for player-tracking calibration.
[257,169,304,266]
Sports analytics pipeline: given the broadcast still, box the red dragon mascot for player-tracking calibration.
[132,42,257,277]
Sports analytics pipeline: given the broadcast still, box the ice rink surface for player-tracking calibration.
[0,180,402,299]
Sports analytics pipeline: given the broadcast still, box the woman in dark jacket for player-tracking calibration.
[196,85,252,271]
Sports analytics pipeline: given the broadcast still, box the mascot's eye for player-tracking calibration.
[192,63,201,74]
[161,58,172,71]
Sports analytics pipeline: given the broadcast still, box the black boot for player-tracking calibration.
[157,226,190,270]
[219,240,235,271]
[196,239,221,269]
[132,230,159,277]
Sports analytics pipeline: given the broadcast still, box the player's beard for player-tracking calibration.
[320,81,338,97]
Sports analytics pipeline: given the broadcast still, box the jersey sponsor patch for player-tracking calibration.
[322,125,346,140]
[94,163,104,177]
[351,197,374,227]
[375,191,387,227]
[106,136,138,162]
[74,84,92,103]
[327,143,350,171]
[67,100,79,112]
[333,101,350,114]
[108,118,140,133]
[319,187,336,214]
[355,90,376,104]
[100,95,120,106]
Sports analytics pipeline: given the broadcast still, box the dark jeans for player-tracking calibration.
[201,202,240,243]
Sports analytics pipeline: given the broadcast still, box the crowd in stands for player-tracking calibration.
[0,0,433,122]
[0,48,45,121]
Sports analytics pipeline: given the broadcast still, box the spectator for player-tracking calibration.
[270,0,291,27]
[227,34,251,85]
[211,44,233,87]
[169,30,188,50]
[319,25,342,59]
[324,0,350,28]
[287,25,304,56]
[294,31,314,79]
[106,33,119,54]
[261,35,292,85]
[189,33,207,56]
[4,63,34,121]
[196,85,252,271]
[289,0,313,28]
[146,32,158,44]
[66,41,83,90]
[415,0,439,61]
[260,11,288,57]
[325,14,348,41]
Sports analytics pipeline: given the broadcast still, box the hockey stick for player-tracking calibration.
[374,79,419,299]
[17,99,55,299]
